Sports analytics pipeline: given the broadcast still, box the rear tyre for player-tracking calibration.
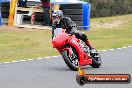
[61,47,79,71]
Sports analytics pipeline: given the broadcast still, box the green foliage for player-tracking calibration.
[82,0,132,17]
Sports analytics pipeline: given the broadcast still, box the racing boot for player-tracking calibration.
[85,40,97,54]
[85,40,94,50]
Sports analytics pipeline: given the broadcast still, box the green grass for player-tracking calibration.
[0,29,55,62]
[87,14,132,50]
[0,14,132,62]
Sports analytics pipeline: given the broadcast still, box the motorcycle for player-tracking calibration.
[52,28,102,71]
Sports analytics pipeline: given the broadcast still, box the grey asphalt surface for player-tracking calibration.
[0,47,132,88]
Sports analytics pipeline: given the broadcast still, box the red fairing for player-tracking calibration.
[52,32,93,66]
[79,53,92,66]
[62,48,73,57]
[52,33,70,48]
[67,36,92,66]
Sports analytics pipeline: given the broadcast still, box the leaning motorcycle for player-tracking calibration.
[52,28,102,71]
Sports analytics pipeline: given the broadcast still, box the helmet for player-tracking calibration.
[52,10,63,24]
[52,10,63,18]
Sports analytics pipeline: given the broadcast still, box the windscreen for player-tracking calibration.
[54,28,63,37]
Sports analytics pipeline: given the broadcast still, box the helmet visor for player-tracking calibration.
[52,16,60,22]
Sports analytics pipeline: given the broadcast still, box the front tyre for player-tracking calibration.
[61,49,79,71]
[90,51,102,68]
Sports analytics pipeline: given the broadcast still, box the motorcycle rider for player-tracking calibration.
[52,10,94,50]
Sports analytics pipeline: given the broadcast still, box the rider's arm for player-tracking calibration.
[51,23,57,39]
[64,17,77,34]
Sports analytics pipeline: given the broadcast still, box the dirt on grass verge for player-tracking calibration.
[0,25,49,32]
[91,20,128,29]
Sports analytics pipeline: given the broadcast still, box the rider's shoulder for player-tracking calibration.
[62,17,71,21]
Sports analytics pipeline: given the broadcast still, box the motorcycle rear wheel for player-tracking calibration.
[61,48,79,71]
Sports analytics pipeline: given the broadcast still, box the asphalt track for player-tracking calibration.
[0,47,132,88]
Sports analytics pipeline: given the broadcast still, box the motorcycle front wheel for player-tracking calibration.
[90,51,102,68]
[61,47,79,71]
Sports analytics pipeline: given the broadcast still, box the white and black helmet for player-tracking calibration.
[52,10,63,24]
[52,10,63,18]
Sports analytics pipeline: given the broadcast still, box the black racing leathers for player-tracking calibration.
[52,17,88,42]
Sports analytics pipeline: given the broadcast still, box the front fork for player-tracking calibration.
[63,47,92,66]
[55,47,73,56]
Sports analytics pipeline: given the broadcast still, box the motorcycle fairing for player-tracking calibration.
[67,36,92,66]
[52,33,69,48]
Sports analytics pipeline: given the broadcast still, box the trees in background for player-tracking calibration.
[82,0,132,17]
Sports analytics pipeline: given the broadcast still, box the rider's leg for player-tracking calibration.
[74,30,94,49]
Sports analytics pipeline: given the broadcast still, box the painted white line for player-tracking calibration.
[27,59,34,61]
[116,48,122,50]
[19,60,27,62]
[128,46,132,48]
[99,46,132,52]
[44,56,59,59]
[0,45,131,65]
[11,61,19,63]
[44,57,51,59]
[3,62,11,64]
[109,49,115,51]
[122,47,128,49]
[51,56,60,58]
[44,57,52,59]
[36,57,43,60]
[100,50,107,52]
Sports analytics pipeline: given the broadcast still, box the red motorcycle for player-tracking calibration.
[52,28,102,71]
